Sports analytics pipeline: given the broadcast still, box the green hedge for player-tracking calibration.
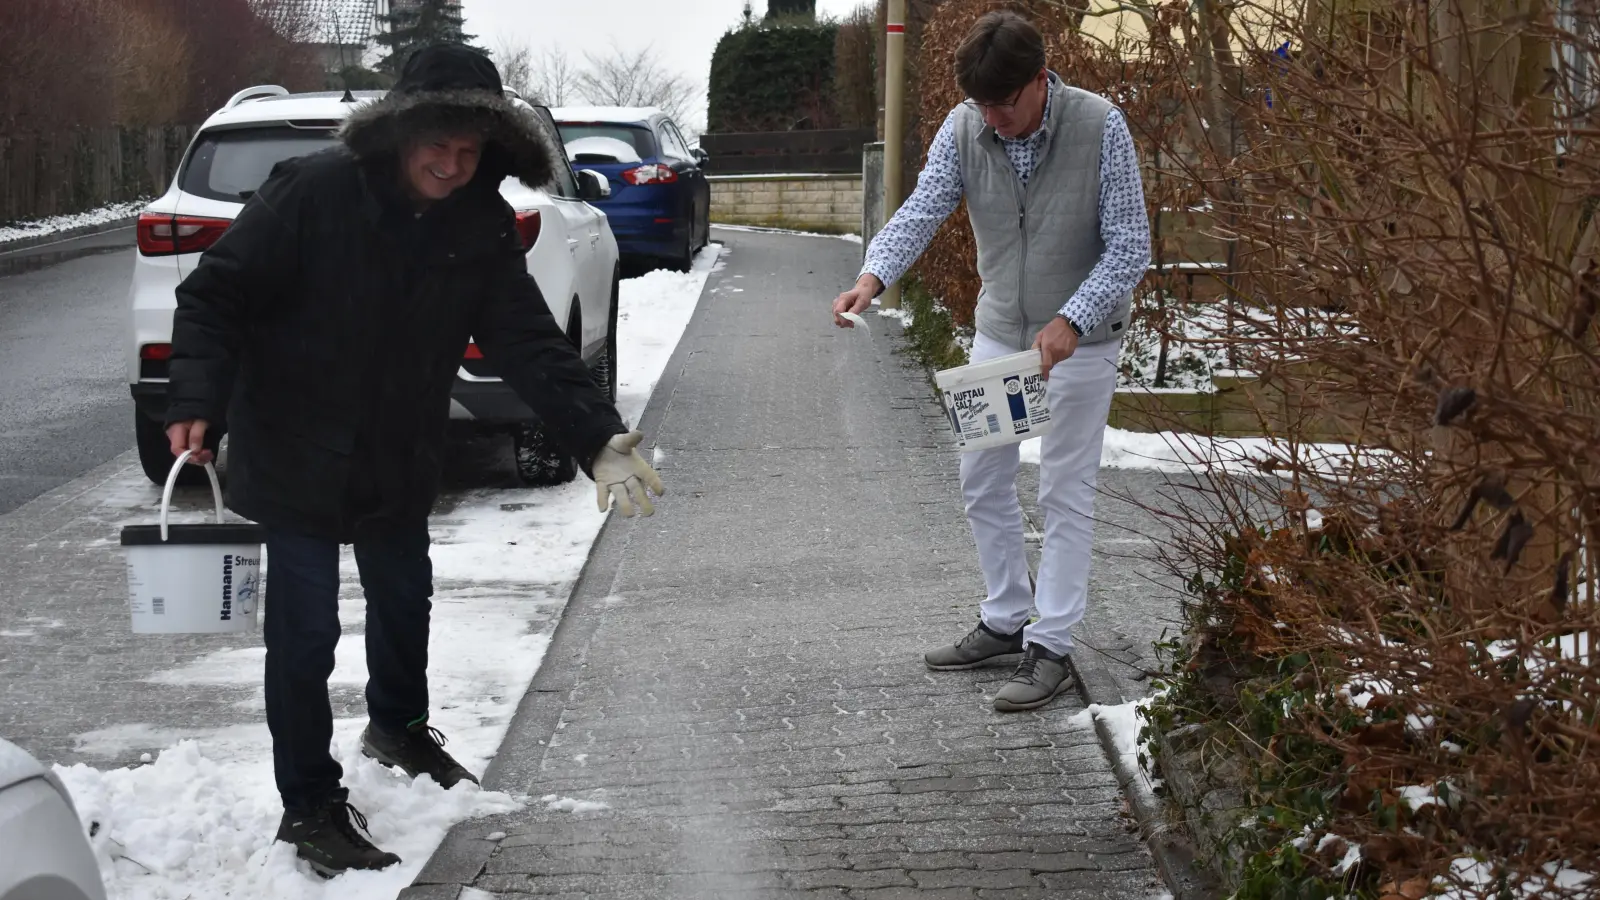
[708,24,840,133]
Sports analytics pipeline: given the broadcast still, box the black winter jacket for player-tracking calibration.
[166,45,626,541]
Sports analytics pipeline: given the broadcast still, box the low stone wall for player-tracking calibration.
[1110,366,1368,443]
[708,173,863,235]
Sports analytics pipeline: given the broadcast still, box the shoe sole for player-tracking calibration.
[992,675,1075,712]
[305,858,340,880]
[294,846,400,879]
[925,650,1025,672]
[361,738,480,788]
[304,857,400,878]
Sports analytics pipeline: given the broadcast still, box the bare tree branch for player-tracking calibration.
[574,43,700,128]
[532,47,581,108]
[494,38,534,99]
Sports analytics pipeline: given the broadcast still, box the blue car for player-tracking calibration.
[553,107,711,272]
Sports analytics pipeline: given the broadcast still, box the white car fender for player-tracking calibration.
[505,189,577,334]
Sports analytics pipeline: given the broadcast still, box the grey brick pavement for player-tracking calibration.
[408,229,1168,899]
[1016,465,1192,705]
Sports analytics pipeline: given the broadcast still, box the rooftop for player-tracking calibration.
[257,0,376,46]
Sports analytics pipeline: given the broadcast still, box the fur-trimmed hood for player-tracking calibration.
[338,44,559,189]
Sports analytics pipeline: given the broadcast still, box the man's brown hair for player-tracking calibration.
[954,10,1047,103]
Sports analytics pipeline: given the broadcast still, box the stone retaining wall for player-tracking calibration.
[708,173,863,234]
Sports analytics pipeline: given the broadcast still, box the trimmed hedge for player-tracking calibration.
[708,24,840,133]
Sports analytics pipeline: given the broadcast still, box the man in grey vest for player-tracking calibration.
[832,11,1149,711]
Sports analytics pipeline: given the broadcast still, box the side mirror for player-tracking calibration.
[692,147,710,170]
[577,169,611,201]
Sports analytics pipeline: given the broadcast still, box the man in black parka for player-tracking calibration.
[164,45,665,875]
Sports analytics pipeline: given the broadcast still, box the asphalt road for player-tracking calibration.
[0,250,139,516]
[0,244,544,519]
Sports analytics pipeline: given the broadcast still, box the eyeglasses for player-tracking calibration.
[962,87,1026,113]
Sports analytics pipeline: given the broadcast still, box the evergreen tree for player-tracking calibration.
[374,0,484,75]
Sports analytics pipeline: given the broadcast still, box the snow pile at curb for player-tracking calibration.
[711,223,861,242]
[1071,698,1156,781]
[57,735,520,900]
[1019,427,1380,476]
[0,200,146,245]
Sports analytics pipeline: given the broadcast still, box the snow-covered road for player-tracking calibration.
[50,246,722,899]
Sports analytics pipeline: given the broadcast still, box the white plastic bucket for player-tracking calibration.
[934,349,1055,452]
[119,451,266,635]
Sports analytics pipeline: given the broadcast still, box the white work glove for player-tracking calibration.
[592,431,666,517]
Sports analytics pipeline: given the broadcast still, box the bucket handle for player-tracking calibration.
[160,450,225,542]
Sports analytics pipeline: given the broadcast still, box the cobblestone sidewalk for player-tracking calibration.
[404,229,1169,900]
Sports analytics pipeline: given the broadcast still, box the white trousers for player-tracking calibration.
[959,330,1121,655]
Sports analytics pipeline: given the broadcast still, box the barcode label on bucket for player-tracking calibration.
[152,597,165,615]
[936,350,1056,452]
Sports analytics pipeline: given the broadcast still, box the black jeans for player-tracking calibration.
[264,522,433,811]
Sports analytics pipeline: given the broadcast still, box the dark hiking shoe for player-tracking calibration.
[361,720,480,789]
[993,644,1074,712]
[276,798,400,877]
[924,620,1026,670]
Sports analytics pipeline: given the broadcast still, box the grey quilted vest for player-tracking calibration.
[953,75,1132,350]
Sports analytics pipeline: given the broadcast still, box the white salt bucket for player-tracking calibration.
[119,450,265,635]
[934,349,1055,452]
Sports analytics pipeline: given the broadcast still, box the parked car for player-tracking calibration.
[0,738,106,900]
[126,86,620,488]
[552,106,711,272]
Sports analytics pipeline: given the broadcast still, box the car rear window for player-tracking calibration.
[556,124,657,162]
[180,126,337,203]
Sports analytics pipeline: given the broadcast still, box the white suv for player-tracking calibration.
[126,86,620,487]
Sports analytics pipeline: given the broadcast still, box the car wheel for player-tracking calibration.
[670,232,694,273]
[136,410,218,487]
[590,275,620,401]
[513,421,578,487]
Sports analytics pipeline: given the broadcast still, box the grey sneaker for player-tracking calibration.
[993,644,1073,712]
[924,620,1026,671]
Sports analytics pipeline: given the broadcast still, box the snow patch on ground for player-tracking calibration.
[1070,698,1156,779]
[1398,784,1441,811]
[541,794,610,814]
[57,735,519,899]
[1316,833,1363,875]
[614,245,722,426]
[1018,428,1382,476]
[876,306,913,328]
[711,223,862,242]
[1091,699,1152,762]
[52,244,721,899]
[0,200,145,244]
[1437,857,1595,899]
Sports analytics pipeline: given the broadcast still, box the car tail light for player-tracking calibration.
[137,213,232,256]
[514,210,541,250]
[621,164,678,185]
[464,342,484,360]
[140,343,173,360]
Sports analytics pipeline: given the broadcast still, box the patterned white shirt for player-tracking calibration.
[862,88,1151,334]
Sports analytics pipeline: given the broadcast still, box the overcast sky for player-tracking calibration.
[458,0,866,131]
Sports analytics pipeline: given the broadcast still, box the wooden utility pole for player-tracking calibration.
[880,0,907,310]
